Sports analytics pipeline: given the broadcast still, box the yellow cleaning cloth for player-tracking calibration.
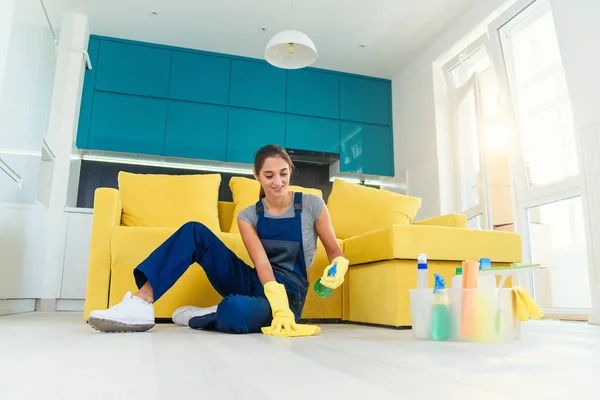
[261,281,321,337]
[512,286,544,321]
[261,324,321,337]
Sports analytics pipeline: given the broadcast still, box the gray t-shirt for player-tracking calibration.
[237,193,325,268]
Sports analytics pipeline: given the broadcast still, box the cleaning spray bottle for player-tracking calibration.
[431,273,452,340]
[478,257,497,290]
[314,262,337,298]
[451,267,462,289]
[417,253,428,289]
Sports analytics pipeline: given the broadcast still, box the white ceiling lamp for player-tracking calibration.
[264,30,317,69]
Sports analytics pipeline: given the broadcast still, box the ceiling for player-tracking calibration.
[63,0,480,79]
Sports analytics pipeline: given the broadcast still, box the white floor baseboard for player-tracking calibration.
[35,298,57,312]
[1,299,85,314]
[56,299,84,311]
[588,308,600,325]
[0,299,36,315]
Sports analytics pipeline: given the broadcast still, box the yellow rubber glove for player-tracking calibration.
[512,286,544,322]
[319,256,349,290]
[261,281,321,337]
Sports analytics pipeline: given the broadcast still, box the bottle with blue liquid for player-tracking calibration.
[431,273,452,340]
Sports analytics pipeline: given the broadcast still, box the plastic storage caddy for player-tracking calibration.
[409,287,521,342]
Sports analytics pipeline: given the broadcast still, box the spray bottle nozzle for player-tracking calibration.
[433,273,446,294]
[314,262,338,298]
[328,262,337,277]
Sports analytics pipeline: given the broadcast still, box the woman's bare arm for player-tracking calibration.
[238,219,276,285]
[314,205,344,263]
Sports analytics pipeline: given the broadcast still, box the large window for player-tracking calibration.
[500,2,578,188]
[442,0,592,312]
[492,0,591,311]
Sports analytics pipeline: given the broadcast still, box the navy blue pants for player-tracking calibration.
[133,221,308,333]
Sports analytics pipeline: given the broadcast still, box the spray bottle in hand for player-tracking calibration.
[314,262,337,298]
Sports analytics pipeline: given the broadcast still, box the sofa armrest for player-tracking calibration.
[413,214,467,228]
[83,188,122,320]
[344,224,521,266]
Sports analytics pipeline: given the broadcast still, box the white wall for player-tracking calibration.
[0,0,57,204]
[550,0,600,324]
[40,13,89,300]
[0,0,16,99]
[0,205,47,298]
[0,0,58,302]
[391,0,512,220]
[0,0,87,309]
[391,65,440,219]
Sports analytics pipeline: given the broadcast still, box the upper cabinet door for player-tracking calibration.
[95,41,171,97]
[340,76,390,125]
[285,115,339,154]
[340,121,394,176]
[227,108,285,164]
[286,69,339,119]
[169,51,231,105]
[363,124,394,176]
[229,60,286,112]
[165,101,228,161]
[88,92,167,156]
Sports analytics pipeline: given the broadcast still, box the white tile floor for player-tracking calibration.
[1,313,598,400]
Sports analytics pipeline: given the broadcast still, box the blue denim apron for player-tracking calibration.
[254,191,309,314]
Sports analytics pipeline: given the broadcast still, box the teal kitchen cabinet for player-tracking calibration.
[168,51,230,105]
[76,35,396,172]
[227,108,285,164]
[286,69,339,119]
[76,38,100,149]
[88,92,167,155]
[340,121,394,176]
[285,115,339,154]
[340,76,390,126]
[165,101,228,161]
[229,59,286,112]
[95,40,171,98]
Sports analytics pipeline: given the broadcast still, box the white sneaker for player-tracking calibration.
[88,292,155,333]
[172,305,217,326]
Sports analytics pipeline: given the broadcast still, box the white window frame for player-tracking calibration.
[442,36,494,230]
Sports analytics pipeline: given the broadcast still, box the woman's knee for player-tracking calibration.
[181,221,207,231]
[180,221,213,238]
[215,295,271,334]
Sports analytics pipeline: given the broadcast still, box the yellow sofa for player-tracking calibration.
[83,175,522,328]
[84,186,344,322]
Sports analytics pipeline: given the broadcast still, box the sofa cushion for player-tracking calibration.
[218,201,235,232]
[344,224,522,265]
[326,179,422,239]
[413,214,467,228]
[228,176,323,233]
[118,171,221,232]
